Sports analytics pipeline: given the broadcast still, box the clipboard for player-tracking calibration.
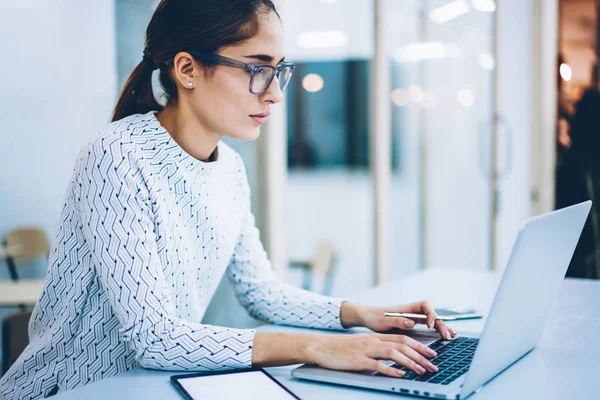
[171,367,301,400]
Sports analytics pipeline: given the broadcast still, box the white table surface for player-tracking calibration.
[50,268,600,399]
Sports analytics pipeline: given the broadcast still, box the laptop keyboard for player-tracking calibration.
[391,336,479,385]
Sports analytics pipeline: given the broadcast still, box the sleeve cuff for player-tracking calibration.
[237,329,256,368]
[321,297,348,331]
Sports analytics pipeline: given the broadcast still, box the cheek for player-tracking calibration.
[214,75,253,115]
[193,72,262,139]
[214,78,260,123]
[193,81,244,120]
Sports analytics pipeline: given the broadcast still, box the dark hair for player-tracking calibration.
[112,0,279,122]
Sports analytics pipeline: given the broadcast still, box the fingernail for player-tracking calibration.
[445,331,452,340]
[396,369,405,377]
[404,320,415,328]
[428,350,437,357]
[417,366,426,374]
[430,364,438,372]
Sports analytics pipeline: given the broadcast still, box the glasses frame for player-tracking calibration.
[187,52,296,95]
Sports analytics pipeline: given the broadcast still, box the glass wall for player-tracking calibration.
[279,0,376,296]
[385,0,496,274]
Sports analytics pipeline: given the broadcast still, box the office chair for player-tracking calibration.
[289,241,337,296]
[1,227,50,281]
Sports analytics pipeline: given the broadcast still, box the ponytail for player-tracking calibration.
[112,60,162,122]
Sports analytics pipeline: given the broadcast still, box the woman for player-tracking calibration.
[0,1,455,398]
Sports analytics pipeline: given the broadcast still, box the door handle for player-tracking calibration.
[494,113,513,181]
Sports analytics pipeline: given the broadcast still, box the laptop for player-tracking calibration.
[292,201,592,399]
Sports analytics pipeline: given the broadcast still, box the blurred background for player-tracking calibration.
[1,0,599,367]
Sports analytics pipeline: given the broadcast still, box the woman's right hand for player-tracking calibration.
[307,333,439,378]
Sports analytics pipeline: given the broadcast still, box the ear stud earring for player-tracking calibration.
[187,82,193,88]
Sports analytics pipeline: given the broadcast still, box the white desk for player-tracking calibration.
[52,268,600,399]
[0,279,45,307]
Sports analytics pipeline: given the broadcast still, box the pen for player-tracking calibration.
[385,312,482,321]
[385,312,449,320]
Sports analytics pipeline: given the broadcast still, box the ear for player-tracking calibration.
[171,52,201,89]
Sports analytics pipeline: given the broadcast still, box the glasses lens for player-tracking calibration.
[278,66,294,92]
[250,65,295,94]
[251,66,273,94]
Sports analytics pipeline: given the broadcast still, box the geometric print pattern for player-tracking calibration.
[0,112,345,400]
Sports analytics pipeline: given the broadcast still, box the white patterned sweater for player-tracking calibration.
[0,111,345,400]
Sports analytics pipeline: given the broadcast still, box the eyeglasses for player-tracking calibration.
[189,52,295,96]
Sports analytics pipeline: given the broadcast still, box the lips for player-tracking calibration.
[249,111,271,118]
[249,110,270,125]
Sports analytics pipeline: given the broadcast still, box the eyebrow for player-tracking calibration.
[243,54,286,64]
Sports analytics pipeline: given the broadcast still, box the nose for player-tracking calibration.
[261,75,284,104]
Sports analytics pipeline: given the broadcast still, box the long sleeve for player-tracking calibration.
[2,113,315,399]
[226,210,347,331]
[77,143,255,371]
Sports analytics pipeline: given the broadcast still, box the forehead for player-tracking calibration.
[226,10,284,60]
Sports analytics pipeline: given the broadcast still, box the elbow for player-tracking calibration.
[135,346,179,370]
[132,340,163,369]
[121,327,171,370]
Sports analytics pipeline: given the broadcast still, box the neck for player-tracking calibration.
[156,101,222,162]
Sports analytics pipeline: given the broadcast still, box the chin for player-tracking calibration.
[228,126,261,141]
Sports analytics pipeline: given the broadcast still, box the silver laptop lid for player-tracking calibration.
[460,201,591,398]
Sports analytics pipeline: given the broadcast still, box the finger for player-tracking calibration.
[389,302,431,327]
[395,318,416,330]
[446,324,457,337]
[364,358,407,378]
[393,344,439,373]
[398,301,435,328]
[420,301,437,330]
[378,334,437,358]
[371,348,427,375]
[394,301,424,313]
[409,317,429,326]
[434,320,454,340]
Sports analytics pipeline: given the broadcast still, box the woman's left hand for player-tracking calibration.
[344,301,456,340]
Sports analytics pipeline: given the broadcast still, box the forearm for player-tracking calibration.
[232,277,348,330]
[135,321,255,370]
[251,332,322,367]
[250,303,368,367]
